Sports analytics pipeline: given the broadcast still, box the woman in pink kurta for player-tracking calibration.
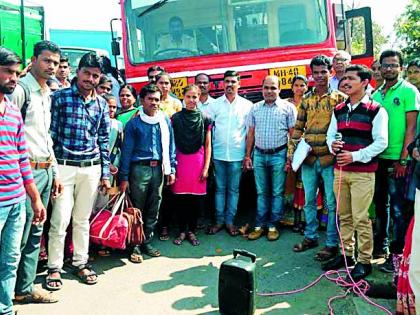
[171,85,212,246]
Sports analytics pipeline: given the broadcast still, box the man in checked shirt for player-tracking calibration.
[46,53,110,290]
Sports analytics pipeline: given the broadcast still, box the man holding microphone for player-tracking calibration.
[323,64,388,281]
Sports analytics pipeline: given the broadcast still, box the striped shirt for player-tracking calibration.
[50,84,110,179]
[288,88,346,167]
[246,98,297,149]
[0,97,33,207]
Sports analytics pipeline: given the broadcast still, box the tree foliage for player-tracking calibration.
[394,0,420,62]
[350,18,388,58]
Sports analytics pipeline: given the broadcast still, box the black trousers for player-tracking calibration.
[175,194,202,232]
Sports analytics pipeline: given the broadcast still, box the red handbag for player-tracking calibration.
[90,192,128,250]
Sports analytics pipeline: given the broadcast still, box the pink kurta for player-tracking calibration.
[172,146,207,195]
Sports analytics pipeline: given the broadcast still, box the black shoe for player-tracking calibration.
[372,248,389,259]
[379,255,394,273]
[349,262,372,281]
[321,255,355,271]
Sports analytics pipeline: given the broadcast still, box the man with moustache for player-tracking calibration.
[119,84,176,260]
[330,50,351,91]
[195,73,215,112]
[11,40,62,304]
[206,70,253,236]
[0,46,46,315]
[372,49,420,272]
[323,64,388,280]
[55,56,71,89]
[288,55,346,261]
[46,52,110,289]
[244,75,297,240]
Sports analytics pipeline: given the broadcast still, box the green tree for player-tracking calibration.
[350,18,388,58]
[394,0,420,62]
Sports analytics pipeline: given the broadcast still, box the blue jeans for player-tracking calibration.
[214,160,242,225]
[301,159,338,247]
[374,159,409,254]
[16,168,52,295]
[253,149,287,228]
[0,200,25,315]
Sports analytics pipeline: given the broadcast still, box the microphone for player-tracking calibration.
[335,133,343,154]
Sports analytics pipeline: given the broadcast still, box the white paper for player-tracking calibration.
[292,139,312,172]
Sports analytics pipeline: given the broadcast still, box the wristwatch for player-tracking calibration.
[399,159,407,166]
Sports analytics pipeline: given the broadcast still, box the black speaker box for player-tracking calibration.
[218,249,257,315]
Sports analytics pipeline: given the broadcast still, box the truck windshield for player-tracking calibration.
[125,0,328,64]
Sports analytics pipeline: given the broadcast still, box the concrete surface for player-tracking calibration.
[14,228,395,315]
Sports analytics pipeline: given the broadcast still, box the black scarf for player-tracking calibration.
[172,108,204,154]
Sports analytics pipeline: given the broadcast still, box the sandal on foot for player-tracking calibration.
[173,232,186,245]
[98,249,111,257]
[206,224,224,235]
[72,264,97,285]
[130,246,143,263]
[45,269,63,291]
[314,246,338,261]
[226,224,239,236]
[293,238,319,252]
[187,232,200,246]
[14,288,58,304]
[141,244,161,257]
[159,227,170,241]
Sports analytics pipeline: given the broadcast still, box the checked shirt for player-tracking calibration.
[50,84,110,179]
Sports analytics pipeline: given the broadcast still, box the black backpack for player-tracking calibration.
[17,81,31,121]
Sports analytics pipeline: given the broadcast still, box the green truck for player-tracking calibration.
[0,0,44,65]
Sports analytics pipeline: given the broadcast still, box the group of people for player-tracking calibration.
[0,37,419,315]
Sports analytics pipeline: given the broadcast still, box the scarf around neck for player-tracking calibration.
[138,108,171,175]
[172,108,204,154]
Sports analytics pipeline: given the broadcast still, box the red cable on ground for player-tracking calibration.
[257,167,393,315]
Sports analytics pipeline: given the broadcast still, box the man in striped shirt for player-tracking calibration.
[0,47,46,315]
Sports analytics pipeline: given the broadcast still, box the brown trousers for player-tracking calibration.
[333,170,375,264]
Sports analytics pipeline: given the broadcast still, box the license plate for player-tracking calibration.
[269,66,307,90]
[171,77,188,99]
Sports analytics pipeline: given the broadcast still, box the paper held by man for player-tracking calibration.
[292,139,312,172]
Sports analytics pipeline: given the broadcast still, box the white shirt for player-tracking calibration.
[329,76,340,91]
[326,94,388,163]
[198,95,215,112]
[206,94,253,162]
[11,72,58,177]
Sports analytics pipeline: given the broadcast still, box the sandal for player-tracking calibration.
[226,224,239,236]
[293,238,319,252]
[14,287,58,304]
[187,232,200,246]
[45,269,63,291]
[72,264,98,285]
[173,232,186,245]
[206,224,224,235]
[130,246,143,263]
[314,246,338,261]
[159,227,170,241]
[98,247,111,257]
[141,243,161,257]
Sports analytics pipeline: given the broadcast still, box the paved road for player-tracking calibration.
[15,227,395,315]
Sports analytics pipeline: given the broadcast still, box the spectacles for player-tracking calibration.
[381,63,400,69]
[334,58,349,62]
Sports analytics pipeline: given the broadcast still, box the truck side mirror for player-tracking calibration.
[111,40,120,56]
